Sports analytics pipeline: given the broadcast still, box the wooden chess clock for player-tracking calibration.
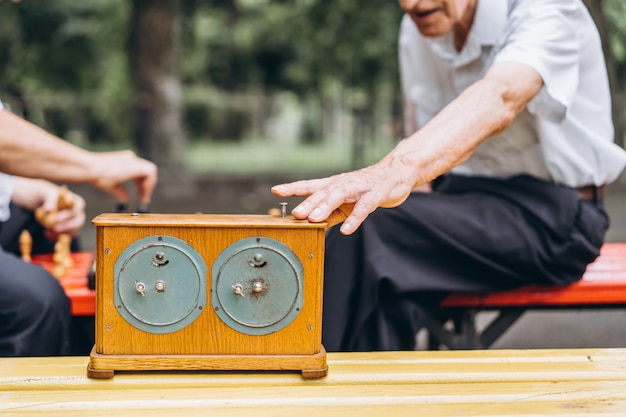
[87,213,328,379]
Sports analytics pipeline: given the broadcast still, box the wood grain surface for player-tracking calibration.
[2,349,626,416]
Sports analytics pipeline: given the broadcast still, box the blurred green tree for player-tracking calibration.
[130,0,186,179]
[0,0,624,177]
[0,0,132,145]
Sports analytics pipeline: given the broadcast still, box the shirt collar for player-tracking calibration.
[425,0,509,66]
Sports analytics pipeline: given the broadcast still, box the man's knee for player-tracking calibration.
[0,262,70,356]
[26,270,71,321]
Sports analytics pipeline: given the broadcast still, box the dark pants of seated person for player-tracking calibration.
[322,174,609,352]
[0,203,80,356]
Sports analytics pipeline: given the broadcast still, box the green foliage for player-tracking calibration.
[176,0,405,147]
[179,0,404,93]
[605,0,626,63]
[187,139,396,175]
[0,0,130,93]
[0,0,132,144]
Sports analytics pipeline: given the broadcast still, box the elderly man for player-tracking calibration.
[273,0,626,351]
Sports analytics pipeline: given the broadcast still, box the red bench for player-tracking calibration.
[424,242,626,349]
[28,245,626,350]
[31,251,95,317]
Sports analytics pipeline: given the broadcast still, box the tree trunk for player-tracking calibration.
[583,0,625,147]
[129,0,187,179]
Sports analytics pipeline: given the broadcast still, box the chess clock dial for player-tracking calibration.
[212,237,304,335]
[114,235,206,334]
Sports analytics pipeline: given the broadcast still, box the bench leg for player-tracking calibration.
[478,308,525,348]
[424,308,526,350]
[423,309,472,349]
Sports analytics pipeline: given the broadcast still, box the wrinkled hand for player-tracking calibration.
[271,160,415,235]
[88,150,158,206]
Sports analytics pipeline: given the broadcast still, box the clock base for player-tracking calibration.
[87,346,328,379]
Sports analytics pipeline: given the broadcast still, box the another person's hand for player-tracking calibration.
[86,150,158,207]
[271,157,416,235]
[0,111,158,206]
[12,178,86,238]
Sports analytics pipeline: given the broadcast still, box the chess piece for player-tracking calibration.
[51,233,73,279]
[19,230,32,262]
[35,185,76,279]
[267,207,281,216]
[267,202,288,218]
[35,185,74,229]
[56,185,74,211]
[51,263,66,280]
[34,207,56,229]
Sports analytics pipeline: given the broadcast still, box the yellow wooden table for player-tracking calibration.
[2,349,626,416]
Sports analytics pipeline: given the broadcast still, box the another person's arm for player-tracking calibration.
[0,110,157,205]
[272,62,543,234]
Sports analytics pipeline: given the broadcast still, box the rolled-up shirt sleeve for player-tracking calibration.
[0,99,15,222]
[0,173,14,222]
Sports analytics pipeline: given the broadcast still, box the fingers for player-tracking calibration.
[113,155,156,205]
[134,164,158,205]
[273,176,345,218]
[90,151,157,206]
[295,196,375,235]
[292,183,352,222]
[271,166,411,235]
[278,178,380,235]
[41,195,60,212]
[110,183,130,206]
[271,177,329,198]
[52,212,84,238]
[324,203,354,229]
[339,197,378,235]
[50,193,86,237]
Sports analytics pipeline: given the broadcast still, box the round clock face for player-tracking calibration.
[114,235,206,334]
[212,237,304,335]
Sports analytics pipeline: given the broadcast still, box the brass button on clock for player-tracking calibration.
[114,235,206,334]
[212,237,304,336]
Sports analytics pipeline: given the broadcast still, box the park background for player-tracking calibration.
[1,0,626,350]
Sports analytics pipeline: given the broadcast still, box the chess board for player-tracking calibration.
[31,251,96,316]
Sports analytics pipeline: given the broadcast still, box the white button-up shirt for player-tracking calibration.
[0,100,14,222]
[399,0,626,187]
[0,173,14,222]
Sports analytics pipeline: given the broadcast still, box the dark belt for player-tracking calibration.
[577,185,604,202]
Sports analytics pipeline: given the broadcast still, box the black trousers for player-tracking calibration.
[322,175,609,352]
[0,203,79,356]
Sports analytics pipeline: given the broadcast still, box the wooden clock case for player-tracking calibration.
[87,213,328,379]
